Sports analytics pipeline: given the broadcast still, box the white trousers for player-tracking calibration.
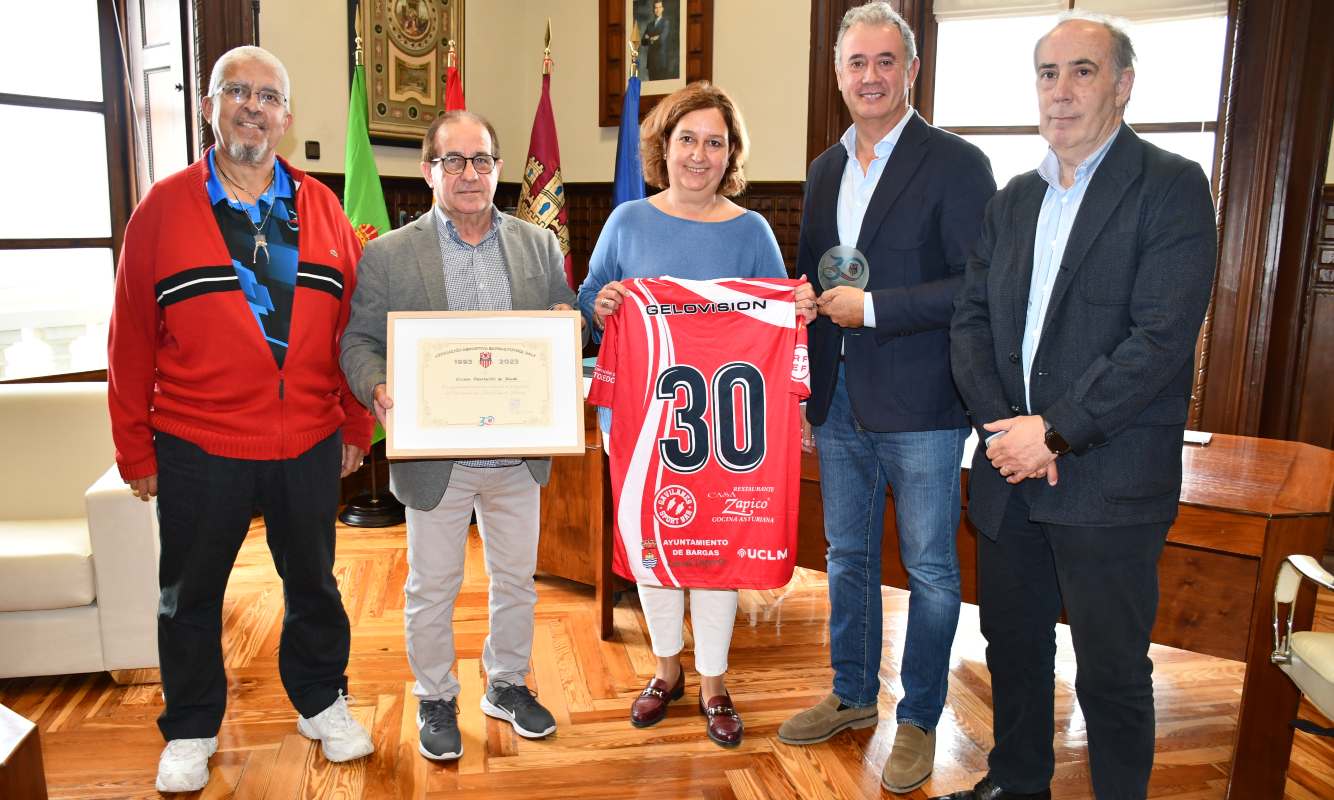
[637,584,738,676]
[403,464,539,701]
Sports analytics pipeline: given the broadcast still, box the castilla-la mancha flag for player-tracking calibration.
[516,72,572,287]
[343,59,390,247]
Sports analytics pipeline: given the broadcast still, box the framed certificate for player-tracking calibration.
[385,310,585,458]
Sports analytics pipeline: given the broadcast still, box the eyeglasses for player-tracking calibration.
[215,83,287,109]
[428,153,497,175]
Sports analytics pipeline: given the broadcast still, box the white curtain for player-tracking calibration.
[934,0,1227,22]
[933,0,1064,21]
[1076,0,1227,21]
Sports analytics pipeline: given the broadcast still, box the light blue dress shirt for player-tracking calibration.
[1021,129,1120,412]
[836,108,915,329]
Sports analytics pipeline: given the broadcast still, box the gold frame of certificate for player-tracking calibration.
[385,310,585,459]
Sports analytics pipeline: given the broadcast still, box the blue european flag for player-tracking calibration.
[612,74,646,207]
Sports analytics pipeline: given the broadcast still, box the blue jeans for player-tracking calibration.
[815,365,966,729]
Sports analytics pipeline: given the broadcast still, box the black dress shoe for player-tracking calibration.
[930,775,1051,800]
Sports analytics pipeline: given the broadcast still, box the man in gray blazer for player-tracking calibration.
[341,110,582,763]
[942,14,1216,800]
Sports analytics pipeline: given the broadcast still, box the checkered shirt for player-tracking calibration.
[433,205,521,468]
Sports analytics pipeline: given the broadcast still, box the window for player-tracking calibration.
[0,1,128,380]
[930,3,1228,188]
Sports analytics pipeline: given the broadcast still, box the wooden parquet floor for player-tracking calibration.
[2,520,1332,799]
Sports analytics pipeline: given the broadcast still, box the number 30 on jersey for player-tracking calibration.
[656,361,765,474]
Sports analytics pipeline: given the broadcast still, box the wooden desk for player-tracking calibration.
[0,703,46,800]
[543,429,1333,799]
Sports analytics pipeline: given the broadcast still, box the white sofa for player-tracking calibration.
[0,382,159,679]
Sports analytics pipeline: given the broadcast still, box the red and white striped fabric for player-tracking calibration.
[589,276,810,590]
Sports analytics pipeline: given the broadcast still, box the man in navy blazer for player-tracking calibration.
[777,3,994,794]
[941,14,1216,800]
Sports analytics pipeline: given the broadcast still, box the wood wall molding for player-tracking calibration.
[1188,0,1241,429]
[1285,185,1334,450]
[1196,0,1334,437]
[311,175,806,293]
[190,0,258,155]
[895,0,934,122]
[805,1,852,166]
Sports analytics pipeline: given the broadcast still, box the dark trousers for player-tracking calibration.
[979,488,1169,800]
[154,431,350,740]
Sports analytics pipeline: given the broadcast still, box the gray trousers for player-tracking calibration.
[404,464,540,701]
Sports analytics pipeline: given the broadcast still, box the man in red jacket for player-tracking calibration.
[107,46,375,793]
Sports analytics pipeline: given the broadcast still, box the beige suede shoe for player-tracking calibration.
[776,693,878,745]
[881,722,936,793]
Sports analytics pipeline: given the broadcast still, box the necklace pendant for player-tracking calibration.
[253,233,269,263]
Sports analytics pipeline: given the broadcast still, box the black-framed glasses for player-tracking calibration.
[216,82,287,108]
[429,153,497,175]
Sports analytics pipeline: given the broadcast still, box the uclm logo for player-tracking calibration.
[736,547,789,561]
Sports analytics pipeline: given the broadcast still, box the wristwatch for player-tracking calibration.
[1044,423,1071,456]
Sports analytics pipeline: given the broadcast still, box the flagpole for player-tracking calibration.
[612,22,646,209]
[630,21,640,79]
[543,19,552,75]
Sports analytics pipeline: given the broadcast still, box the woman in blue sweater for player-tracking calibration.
[577,81,816,747]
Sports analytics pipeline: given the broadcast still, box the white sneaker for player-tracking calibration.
[296,691,374,762]
[155,736,218,793]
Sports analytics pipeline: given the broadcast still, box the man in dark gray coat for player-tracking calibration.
[941,14,1216,800]
[341,111,583,763]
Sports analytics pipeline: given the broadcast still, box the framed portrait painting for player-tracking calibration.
[633,0,683,87]
[598,0,713,126]
[351,0,465,143]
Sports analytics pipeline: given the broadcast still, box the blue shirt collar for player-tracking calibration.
[839,106,915,162]
[206,148,292,209]
[1037,126,1120,192]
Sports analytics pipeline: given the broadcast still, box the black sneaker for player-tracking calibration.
[480,681,556,739]
[417,698,462,760]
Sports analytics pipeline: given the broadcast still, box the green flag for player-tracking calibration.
[344,62,391,244]
[344,62,390,444]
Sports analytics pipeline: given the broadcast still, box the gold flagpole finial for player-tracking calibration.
[354,12,364,66]
[447,39,456,69]
[542,19,553,75]
[629,21,640,78]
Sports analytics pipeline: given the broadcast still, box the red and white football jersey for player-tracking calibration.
[588,277,810,590]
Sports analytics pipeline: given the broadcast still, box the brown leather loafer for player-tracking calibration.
[630,672,685,728]
[699,693,743,747]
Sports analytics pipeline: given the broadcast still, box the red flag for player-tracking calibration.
[516,73,571,286]
[445,65,465,111]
